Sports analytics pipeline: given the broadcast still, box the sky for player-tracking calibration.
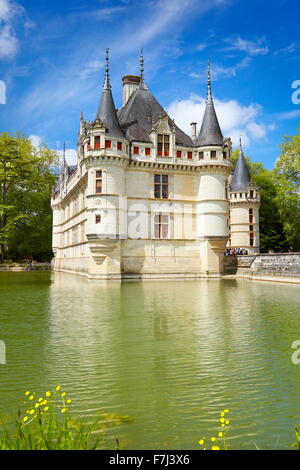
[0,0,300,168]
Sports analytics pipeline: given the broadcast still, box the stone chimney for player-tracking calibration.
[190,122,197,141]
[122,75,140,107]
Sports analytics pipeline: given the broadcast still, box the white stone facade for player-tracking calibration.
[51,64,260,279]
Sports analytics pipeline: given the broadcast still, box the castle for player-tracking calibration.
[51,50,260,280]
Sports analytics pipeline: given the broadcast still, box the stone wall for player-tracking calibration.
[224,253,300,282]
[0,262,51,272]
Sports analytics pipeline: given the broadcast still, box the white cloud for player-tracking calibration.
[57,148,78,166]
[30,134,77,165]
[167,94,269,147]
[196,42,208,51]
[224,36,269,56]
[274,42,297,56]
[0,0,24,59]
[277,109,300,120]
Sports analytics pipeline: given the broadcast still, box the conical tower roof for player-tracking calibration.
[230,138,251,191]
[96,49,124,139]
[197,63,223,147]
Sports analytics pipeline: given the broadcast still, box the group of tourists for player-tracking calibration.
[224,248,249,256]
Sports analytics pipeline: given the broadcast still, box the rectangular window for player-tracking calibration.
[87,140,91,150]
[199,151,204,159]
[94,136,100,149]
[187,151,193,159]
[95,170,102,194]
[154,214,169,239]
[249,214,253,224]
[154,174,168,199]
[133,146,139,154]
[223,151,227,159]
[176,150,182,159]
[211,150,217,159]
[145,147,151,156]
[95,215,101,224]
[250,225,253,231]
[105,140,111,149]
[117,142,122,150]
[250,233,254,246]
[158,134,170,157]
[250,190,254,198]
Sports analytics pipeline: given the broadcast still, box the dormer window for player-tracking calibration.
[105,140,111,149]
[223,151,227,159]
[94,136,100,149]
[199,151,204,159]
[145,147,151,156]
[157,134,170,157]
[176,150,182,158]
[211,150,217,159]
[187,151,193,160]
[133,146,139,155]
[117,142,122,150]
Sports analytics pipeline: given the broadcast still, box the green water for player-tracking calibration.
[0,271,299,449]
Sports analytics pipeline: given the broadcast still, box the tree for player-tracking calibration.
[275,129,300,251]
[0,132,59,262]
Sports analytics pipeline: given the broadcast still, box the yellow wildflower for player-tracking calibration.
[198,439,205,445]
[23,416,28,422]
[212,446,220,450]
[224,409,229,413]
[218,432,223,438]
[29,395,34,400]
[42,400,47,405]
[211,437,217,442]
[25,391,30,396]
[35,403,40,408]
[61,392,66,397]
[66,399,71,404]
[55,386,61,391]
[220,412,225,417]
[44,406,49,411]
[61,408,67,413]
[46,391,51,397]
[225,420,230,425]
[29,410,35,415]
[220,417,225,423]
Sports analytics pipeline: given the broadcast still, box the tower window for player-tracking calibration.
[105,140,111,149]
[157,134,170,157]
[117,142,122,150]
[250,190,254,198]
[210,150,217,159]
[187,151,193,160]
[145,147,151,156]
[133,146,139,154]
[176,150,182,159]
[199,151,204,159]
[223,151,227,159]
[249,209,253,224]
[87,140,91,150]
[94,136,100,149]
[250,233,254,246]
[154,214,169,239]
[154,174,168,199]
[95,215,101,224]
[95,170,102,194]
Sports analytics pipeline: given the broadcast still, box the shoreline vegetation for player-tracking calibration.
[0,390,299,450]
[0,386,134,450]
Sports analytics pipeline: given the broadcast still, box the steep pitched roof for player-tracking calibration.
[197,64,223,147]
[230,139,251,191]
[96,49,124,139]
[118,87,193,147]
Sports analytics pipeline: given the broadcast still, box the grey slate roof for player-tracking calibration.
[96,88,125,139]
[197,101,224,147]
[230,146,251,191]
[118,87,193,147]
[197,64,223,147]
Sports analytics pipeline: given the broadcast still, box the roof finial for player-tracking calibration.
[103,48,111,90]
[139,48,148,90]
[207,60,213,104]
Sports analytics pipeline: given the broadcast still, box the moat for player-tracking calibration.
[0,271,299,449]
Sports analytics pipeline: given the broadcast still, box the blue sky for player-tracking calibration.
[0,0,300,168]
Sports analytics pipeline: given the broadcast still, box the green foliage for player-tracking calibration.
[0,132,59,262]
[0,386,134,450]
